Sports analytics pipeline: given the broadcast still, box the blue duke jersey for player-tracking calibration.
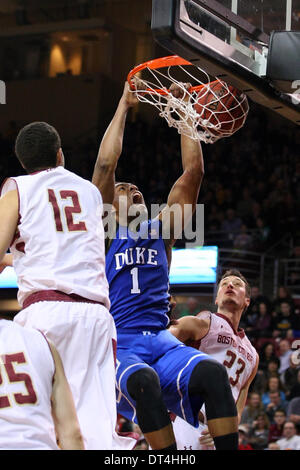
[107,219,211,427]
[105,219,170,330]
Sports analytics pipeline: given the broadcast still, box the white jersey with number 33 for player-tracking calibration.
[173,312,257,450]
[199,313,256,401]
[1,167,109,309]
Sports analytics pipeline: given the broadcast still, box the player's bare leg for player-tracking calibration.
[206,416,238,449]
[207,416,238,437]
[144,424,176,450]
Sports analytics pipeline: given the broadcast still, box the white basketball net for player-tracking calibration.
[129,62,249,144]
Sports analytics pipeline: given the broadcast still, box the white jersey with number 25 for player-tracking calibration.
[0,319,57,450]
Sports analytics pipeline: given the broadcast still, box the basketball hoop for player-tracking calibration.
[127,56,249,144]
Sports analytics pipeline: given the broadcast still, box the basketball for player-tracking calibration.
[194,81,249,136]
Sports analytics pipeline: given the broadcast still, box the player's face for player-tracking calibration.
[113,182,146,217]
[215,275,250,312]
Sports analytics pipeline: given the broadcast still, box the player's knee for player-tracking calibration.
[128,368,170,434]
[188,359,229,396]
[189,359,237,420]
[127,367,161,401]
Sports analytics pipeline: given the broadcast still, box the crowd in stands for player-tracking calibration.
[237,284,300,450]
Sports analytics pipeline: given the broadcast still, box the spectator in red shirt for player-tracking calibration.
[268,409,286,443]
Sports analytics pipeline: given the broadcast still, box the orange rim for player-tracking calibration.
[127,55,207,95]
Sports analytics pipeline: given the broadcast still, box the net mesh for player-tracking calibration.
[128,60,249,144]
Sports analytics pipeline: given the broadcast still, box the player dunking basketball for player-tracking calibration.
[170,270,259,450]
[0,122,134,450]
[92,82,239,450]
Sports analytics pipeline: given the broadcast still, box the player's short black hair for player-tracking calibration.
[15,121,61,173]
[219,269,251,297]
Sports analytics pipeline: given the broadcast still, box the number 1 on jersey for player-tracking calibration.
[130,267,141,294]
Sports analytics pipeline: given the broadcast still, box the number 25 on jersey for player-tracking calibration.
[0,352,37,408]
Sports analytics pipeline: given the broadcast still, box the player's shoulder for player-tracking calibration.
[64,169,103,198]
[196,310,211,322]
[178,312,211,332]
[62,168,96,187]
[0,176,21,197]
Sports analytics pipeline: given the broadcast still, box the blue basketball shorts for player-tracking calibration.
[115,329,210,427]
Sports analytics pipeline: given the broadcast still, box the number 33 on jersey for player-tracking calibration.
[200,313,257,400]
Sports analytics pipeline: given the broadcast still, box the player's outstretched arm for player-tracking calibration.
[49,341,85,450]
[169,314,210,344]
[0,191,19,263]
[158,84,204,247]
[92,82,139,205]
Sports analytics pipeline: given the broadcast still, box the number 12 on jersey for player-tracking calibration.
[48,189,87,232]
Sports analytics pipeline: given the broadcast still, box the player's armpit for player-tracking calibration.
[49,341,85,450]
[0,191,19,261]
